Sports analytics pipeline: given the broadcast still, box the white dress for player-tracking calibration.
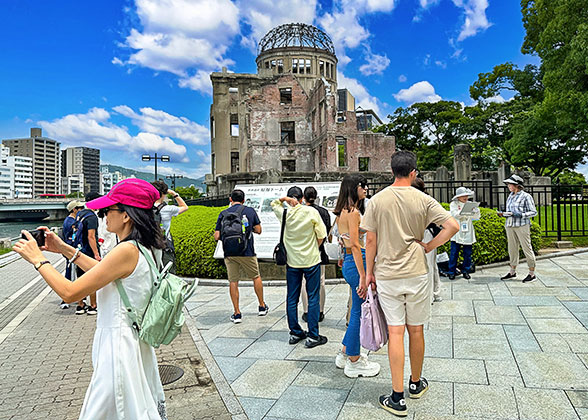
[78,246,167,420]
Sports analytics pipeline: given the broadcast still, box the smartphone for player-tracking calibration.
[23,229,45,247]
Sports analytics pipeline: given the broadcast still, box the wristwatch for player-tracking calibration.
[34,260,51,271]
[173,194,179,198]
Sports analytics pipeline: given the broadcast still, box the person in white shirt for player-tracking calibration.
[447,187,480,280]
[151,180,189,239]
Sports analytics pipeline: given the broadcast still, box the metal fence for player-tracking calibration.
[367,180,588,240]
[185,196,230,207]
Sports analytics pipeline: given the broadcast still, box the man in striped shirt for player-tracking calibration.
[498,175,538,283]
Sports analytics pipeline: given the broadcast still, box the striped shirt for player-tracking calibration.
[505,191,537,227]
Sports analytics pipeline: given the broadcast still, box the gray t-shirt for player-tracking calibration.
[159,205,180,238]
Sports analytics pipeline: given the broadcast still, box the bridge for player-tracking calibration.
[0,199,70,222]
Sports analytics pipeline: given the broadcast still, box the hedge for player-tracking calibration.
[170,205,228,278]
[171,204,543,278]
[437,205,543,265]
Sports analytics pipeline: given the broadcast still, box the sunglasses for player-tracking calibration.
[98,208,125,218]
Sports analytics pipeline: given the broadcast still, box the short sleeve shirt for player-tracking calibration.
[215,204,261,257]
[360,186,451,280]
[159,205,181,238]
[77,209,99,258]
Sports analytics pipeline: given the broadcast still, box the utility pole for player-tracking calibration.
[141,153,170,180]
[166,174,184,190]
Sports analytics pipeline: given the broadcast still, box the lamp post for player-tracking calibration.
[166,174,184,190]
[141,153,170,181]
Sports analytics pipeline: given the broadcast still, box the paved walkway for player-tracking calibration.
[0,253,232,420]
[187,252,588,420]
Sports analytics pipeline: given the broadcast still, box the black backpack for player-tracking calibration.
[220,206,248,257]
[154,203,167,230]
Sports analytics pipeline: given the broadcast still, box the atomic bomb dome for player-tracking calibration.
[257,23,336,56]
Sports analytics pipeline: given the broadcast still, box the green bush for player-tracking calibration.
[170,205,228,278]
[437,204,543,265]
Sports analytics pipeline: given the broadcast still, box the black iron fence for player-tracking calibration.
[185,196,230,207]
[367,180,588,240]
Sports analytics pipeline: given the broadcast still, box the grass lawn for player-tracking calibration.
[0,247,12,256]
[536,204,588,237]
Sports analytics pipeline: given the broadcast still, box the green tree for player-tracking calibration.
[66,192,84,199]
[174,186,202,200]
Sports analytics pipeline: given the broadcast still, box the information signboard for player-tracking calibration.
[214,182,341,261]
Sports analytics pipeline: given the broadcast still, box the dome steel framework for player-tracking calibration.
[257,23,336,56]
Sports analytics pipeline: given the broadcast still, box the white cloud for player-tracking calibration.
[319,8,370,66]
[435,60,447,69]
[359,49,390,76]
[398,74,407,82]
[38,107,188,161]
[340,0,397,13]
[337,72,382,116]
[113,105,209,145]
[419,0,441,7]
[177,70,213,95]
[452,0,492,42]
[423,54,431,66]
[393,81,442,105]
[483,95,505,104]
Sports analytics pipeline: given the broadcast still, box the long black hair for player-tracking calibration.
[303,186,318,205]
[118,203,167,250]
[334,174,362,216]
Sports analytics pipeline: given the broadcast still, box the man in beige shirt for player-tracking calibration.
[361,151,458,417]
[271,186,327,348]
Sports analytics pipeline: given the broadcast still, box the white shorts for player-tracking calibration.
[376,274,431,326]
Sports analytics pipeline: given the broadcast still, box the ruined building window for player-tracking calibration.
[337,137,347,167]
[265,61,270,69]
[280,122,295,143]
[277,59,284,73]
[270,60,276,69]
[230,114,239,137]
[320,101,326,126]
[305,59,311,74]
[311,110,316,132]
[210,117,215,138]
[319,60,324,76]
[359,157,370,172]
[280,88,292,104]
[282,159,296,172]
[231,152,239,173]
[292,58,298,73]
[211,154,215,174]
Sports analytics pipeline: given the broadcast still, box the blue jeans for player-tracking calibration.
[342,249,366,357]
[286,264,321,340]
[448,241,473,275]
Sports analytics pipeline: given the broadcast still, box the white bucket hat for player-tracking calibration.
[452,187,474,201]
[503,174,524,188]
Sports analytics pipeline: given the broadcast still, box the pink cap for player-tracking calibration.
[86,178,160,210]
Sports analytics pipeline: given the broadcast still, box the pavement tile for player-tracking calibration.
[231,359,306,399]
[563,301,588,314]
[239,331,297,360]
[286,339,344,363]
[504,325,541,353]
[516,352,588,389]
[453,338,513,361]
[488,373,524,387]
[423,330,453,358]
[561,334,588,353]
[520,305,574,319]
[266,385,348,420]
[454,383,518,419]
[514,387,579,420]
[571,288,588,300]
[526,318,588,334]
[494,296,561,306]
[431,300,474,317]
[454,324,506,341]
[535,334,573,353]
[292,361,356,390]
[421,357,487,385]
[337,405,411,420]
[578,353,588,369]
[214,356,257,382]
[485,359,519,375]
[207,337,256,356]
[566,390,588,408]
[487,282,512,298]
[579,408,588,420]
[475,304,526,325]
[238,397,276,420]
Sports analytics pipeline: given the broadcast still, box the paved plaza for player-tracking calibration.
[0,250,587,419]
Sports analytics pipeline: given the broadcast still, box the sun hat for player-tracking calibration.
[85,178,160,210]
[503,174,524,187]
[66,200,83,212]
[452,187,474,201]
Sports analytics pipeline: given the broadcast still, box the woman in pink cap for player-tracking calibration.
[13,178,168,420]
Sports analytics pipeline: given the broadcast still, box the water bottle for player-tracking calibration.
[242,214,249,233]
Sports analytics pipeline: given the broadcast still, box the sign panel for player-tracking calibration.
[214,182,341,261]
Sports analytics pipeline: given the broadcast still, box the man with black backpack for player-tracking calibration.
[214,189,268,324]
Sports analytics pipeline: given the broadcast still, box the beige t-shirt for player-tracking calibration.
[360,186,451,280]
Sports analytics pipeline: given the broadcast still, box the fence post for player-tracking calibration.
[556,183,562,242]
[489,180,494,209]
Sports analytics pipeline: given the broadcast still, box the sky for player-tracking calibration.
[0,0,548,179]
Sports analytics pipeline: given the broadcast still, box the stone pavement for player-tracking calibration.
[187,251,588,420]
[0,254,232,420]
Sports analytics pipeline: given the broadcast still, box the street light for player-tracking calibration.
[166,174,184,190]
[141,153,170,180]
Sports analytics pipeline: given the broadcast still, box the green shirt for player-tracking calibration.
[272,199,327,268]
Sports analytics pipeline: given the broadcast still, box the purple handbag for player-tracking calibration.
[360,287,389,351]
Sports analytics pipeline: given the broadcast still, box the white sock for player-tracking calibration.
[510,267,516,275]
[529,269,535,277]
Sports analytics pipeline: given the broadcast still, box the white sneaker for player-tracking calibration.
[433,295,443,303]
[344,355,381,378]
[335,350,347,369]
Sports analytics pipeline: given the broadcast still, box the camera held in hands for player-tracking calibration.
[22,229,45,247]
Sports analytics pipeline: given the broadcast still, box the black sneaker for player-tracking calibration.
[463,272,471,280]
[319,312,325,322]
[258,304,269,316]
[75,305,86,315]
[379,394,407,417]
[302,312,308,322]
[409,377,429,399]
[522,274,537,283]
[60,301,69,309]
[305,334,328,348]
[230,313,242,324]
[289,332,307,345]
[501,272,516,280]
[448,274,456,280]
[86,306,97,315]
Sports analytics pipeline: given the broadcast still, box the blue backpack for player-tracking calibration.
[71,209,95,251]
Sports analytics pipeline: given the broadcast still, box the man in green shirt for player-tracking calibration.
[272,186,327,348]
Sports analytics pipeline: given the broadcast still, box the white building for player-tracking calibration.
[61,173,85,196]
[0,166,13,199]
[0,144,33,198]
[100,168,125,194]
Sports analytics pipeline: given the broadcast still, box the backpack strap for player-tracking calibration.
[154,202,167,214]
[279,208,287,244]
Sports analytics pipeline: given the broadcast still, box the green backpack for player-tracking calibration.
[115,242,197,348]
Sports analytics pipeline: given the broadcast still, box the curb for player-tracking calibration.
[189,247,588,286]
[183,309,248,420]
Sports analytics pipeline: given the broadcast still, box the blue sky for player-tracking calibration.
[0,0,543,179]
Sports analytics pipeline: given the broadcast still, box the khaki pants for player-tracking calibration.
[506,225,536,269]
[302,265,326,312]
